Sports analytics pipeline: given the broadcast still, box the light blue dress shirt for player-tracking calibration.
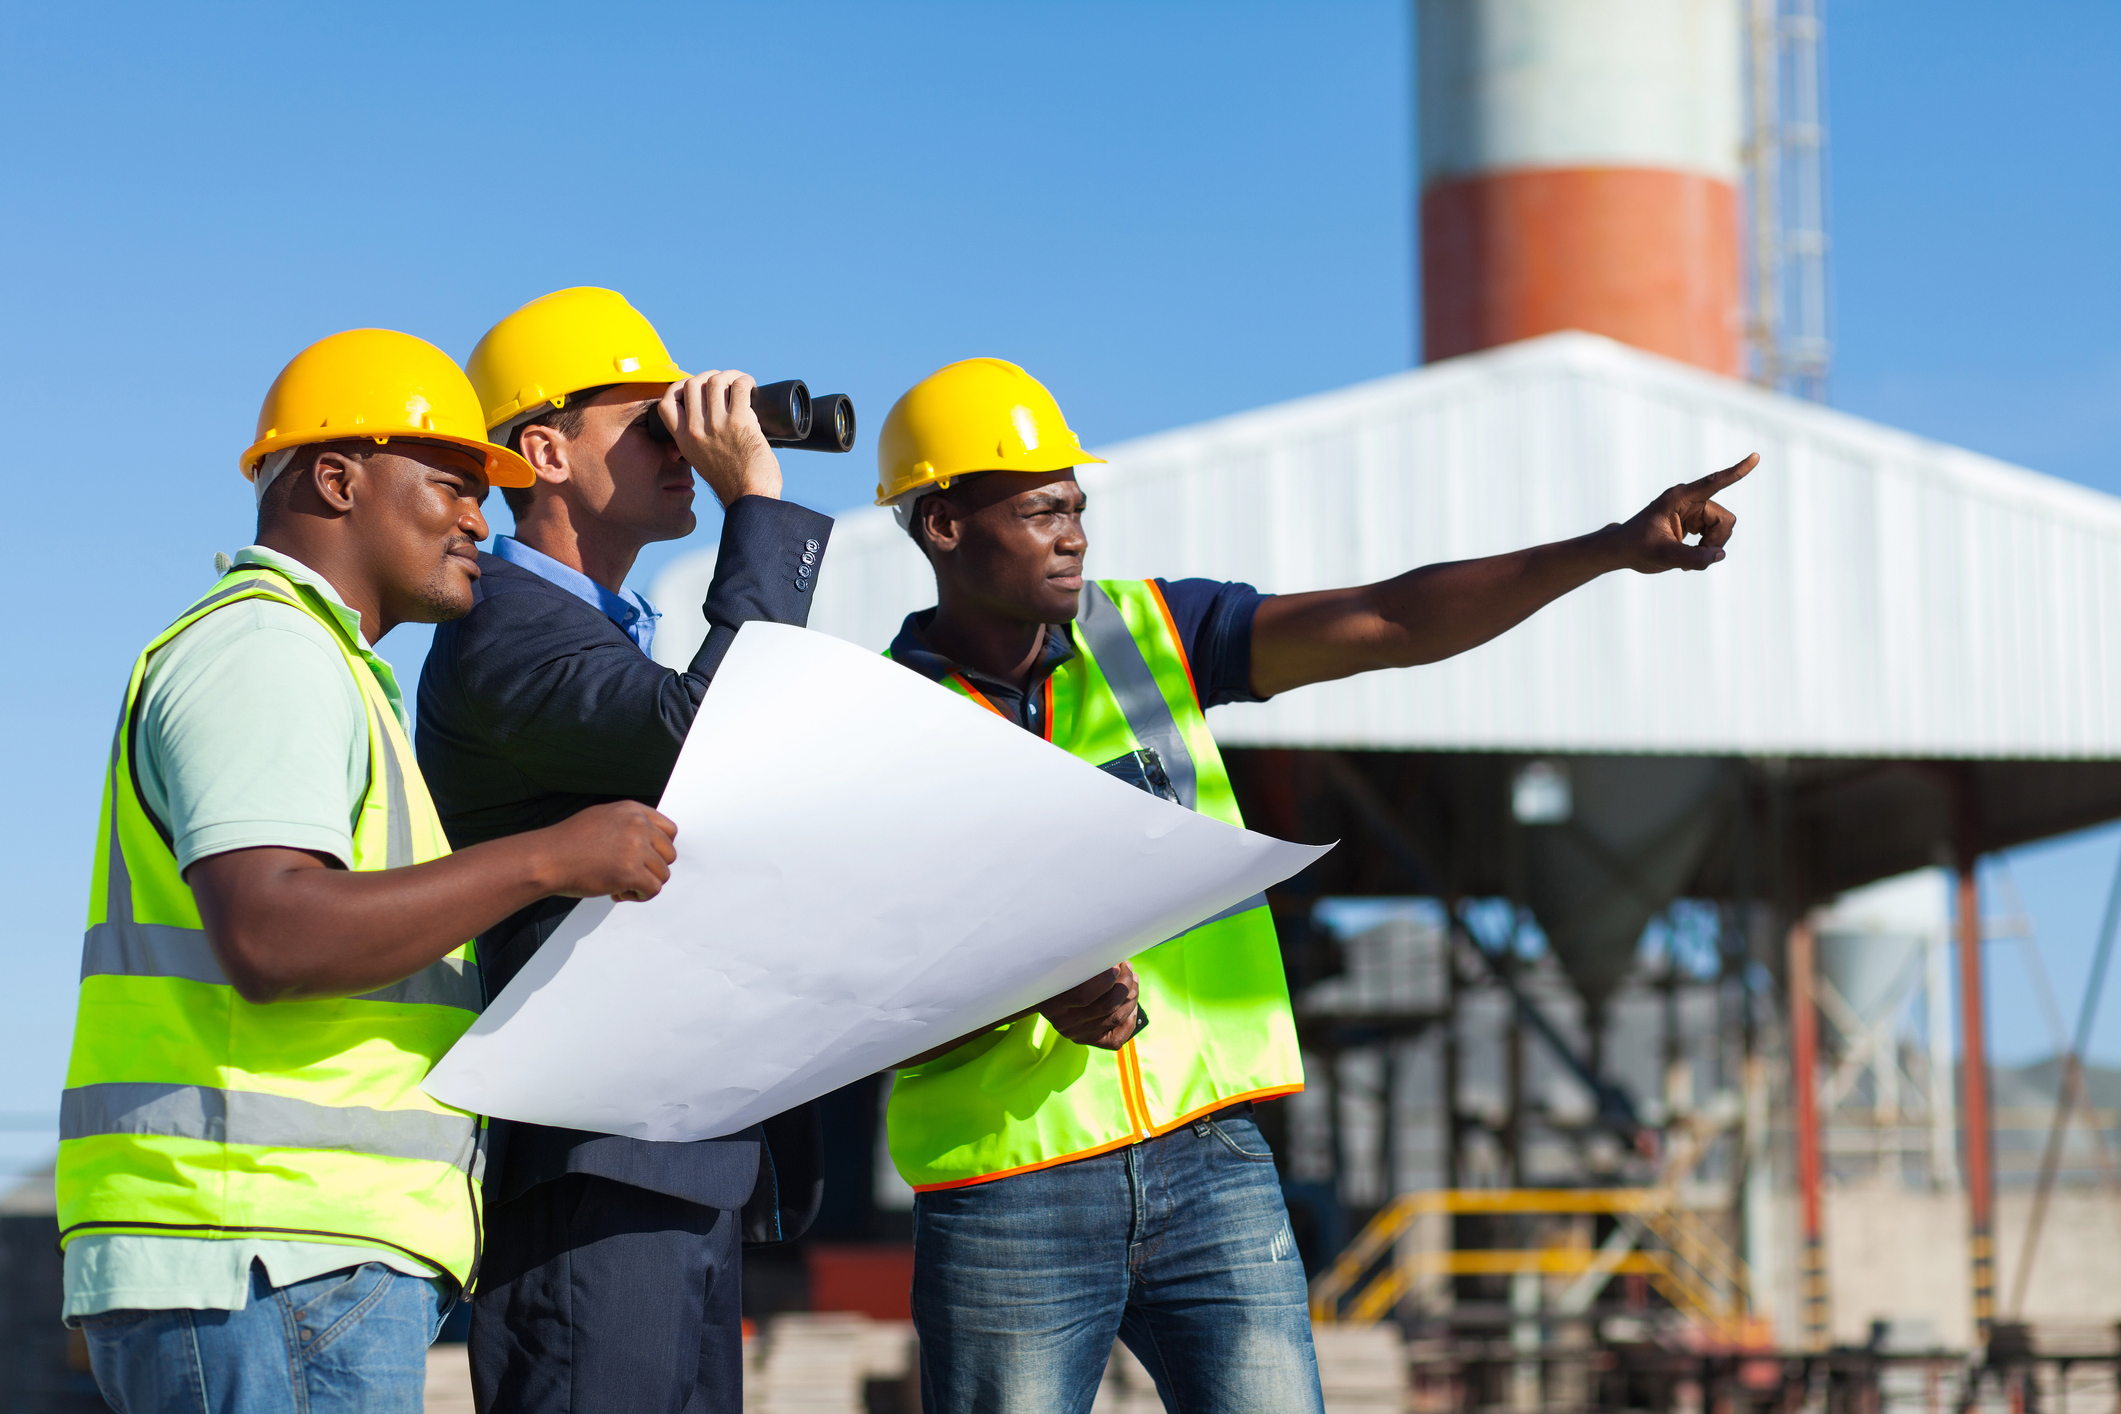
[490,535,662,656]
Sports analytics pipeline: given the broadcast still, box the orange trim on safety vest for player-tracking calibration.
[910,1130,1150,1193]
[1145,1083,1307,1140]
[947,665,1052,740]
[947,673,1005,717]
[906,1080,1308,1193]
[1115,1040,1151,1137]
[1141,578,1200,708]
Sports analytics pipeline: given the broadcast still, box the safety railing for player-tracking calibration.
[1308,1188,1752,1339]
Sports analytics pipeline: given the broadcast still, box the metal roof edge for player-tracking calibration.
[1078,332,2121,528]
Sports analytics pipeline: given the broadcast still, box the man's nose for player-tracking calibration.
[1059,518,1089,554]
[463,503,490,541]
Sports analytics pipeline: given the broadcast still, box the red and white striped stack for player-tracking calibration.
[1418,0,1744,373]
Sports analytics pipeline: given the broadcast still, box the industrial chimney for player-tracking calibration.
[1417,0,1744,374]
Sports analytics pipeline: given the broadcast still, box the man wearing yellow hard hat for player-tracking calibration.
[876,358,1756,1412]
[415,288,835,1414]
[57,329,683,1413]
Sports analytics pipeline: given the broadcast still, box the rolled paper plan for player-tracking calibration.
[423,621,1332,1142]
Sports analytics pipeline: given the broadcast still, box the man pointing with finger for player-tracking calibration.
[877,358,1755,1414]
[417,288,833,1414]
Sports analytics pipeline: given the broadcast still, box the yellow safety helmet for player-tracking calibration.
[874,358,1105,505]
[240,328,534,488]
[467,287,690,433]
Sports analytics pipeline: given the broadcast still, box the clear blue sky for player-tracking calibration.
[1,2,2115,1169]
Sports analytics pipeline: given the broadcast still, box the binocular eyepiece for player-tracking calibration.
[751,380,857,454]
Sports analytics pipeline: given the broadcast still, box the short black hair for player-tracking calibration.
[500,384,617,518]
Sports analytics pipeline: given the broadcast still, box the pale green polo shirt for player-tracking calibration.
[63,545,442,1322]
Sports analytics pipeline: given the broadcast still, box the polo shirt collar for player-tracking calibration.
[888,609,1077,695]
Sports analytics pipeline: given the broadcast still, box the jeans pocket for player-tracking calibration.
[1207,1117,1278,1161]
[286,1262,396,1358]
[80,1308,169,1414]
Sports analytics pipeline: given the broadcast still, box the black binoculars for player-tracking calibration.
[753,380,857,454]
[637,380,857,454]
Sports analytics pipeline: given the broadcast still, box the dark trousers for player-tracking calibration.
[470,1174,742,1414]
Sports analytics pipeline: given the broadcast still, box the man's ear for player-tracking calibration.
[516,424,573,489]
[919,496,961,554]
[307,451,362,514]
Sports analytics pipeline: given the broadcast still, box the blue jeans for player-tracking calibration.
[80,1261,447,1414]
[912,1110,1324,1414]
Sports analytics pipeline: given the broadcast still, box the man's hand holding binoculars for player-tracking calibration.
[657,371,784,507]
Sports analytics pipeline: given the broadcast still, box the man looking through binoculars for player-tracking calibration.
[416,288,833,1414]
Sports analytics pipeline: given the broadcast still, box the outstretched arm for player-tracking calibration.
[1248,454,1756,697]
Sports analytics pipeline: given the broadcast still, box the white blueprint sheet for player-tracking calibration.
[423,622,1331,1141]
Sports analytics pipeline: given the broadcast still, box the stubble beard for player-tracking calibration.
[411,543,478,623]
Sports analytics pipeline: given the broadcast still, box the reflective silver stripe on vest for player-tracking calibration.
[1076,582,1199,810]
[373,717,414,870]
[82,921,223,986]
[354,955,479,1010]
[60,1082,477,1172]
[80,919,478,1012]
[1077,584,1271,942]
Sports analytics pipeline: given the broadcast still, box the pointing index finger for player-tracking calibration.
[1688,452,1759,500]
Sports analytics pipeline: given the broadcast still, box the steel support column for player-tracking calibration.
[1789,915,1830,1349]
[1956,862,1996,1345]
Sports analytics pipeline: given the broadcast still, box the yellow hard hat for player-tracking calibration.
[467,287,690,432]
[240,329,534,488]
[874,358,1105,505]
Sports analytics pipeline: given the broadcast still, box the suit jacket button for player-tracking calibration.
[795,579,810,592]
[805,539,820,552]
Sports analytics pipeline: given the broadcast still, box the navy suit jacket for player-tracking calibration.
[416,495,832,1243]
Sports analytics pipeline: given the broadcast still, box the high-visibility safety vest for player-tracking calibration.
[886,578,1305,1191]
[55,566,483,1285]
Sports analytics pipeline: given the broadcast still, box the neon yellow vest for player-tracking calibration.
[886,579,1305,1191]
[56,566,483,1284]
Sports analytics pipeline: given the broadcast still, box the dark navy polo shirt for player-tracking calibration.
[887,578,1271,732]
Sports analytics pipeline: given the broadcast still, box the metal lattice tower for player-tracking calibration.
[1744,0,1832,400]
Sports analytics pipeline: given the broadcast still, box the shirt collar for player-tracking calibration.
[232,544,367,646]
[887,609,1077,695]
[490,534,661,656]
[229,544,409,729]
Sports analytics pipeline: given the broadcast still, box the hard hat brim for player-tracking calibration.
[240,430,538,490]
[480,359,692,431]
[872,451,1107,507]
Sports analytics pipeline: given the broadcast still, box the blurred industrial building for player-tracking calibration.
[649,1,2121,1407]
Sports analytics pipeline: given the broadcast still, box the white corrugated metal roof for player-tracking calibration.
[652,332,2121,760]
